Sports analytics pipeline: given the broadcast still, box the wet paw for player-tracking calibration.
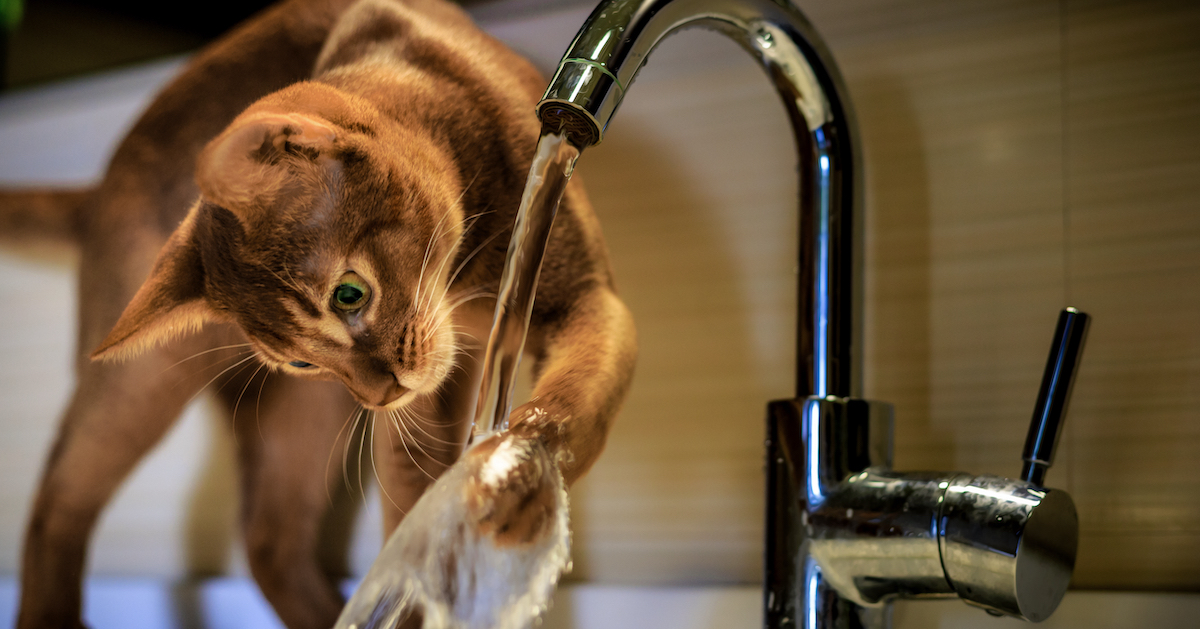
[463,433,559,546]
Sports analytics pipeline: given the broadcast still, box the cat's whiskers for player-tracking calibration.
[429,204,495,286]
[413,221,505,341]
[182,351,261,409]
[325,403,367,502]
[161,342,255,376]
[410,396,465,433]
[372,411,406,514]
[421,287,494,344]
[345,406,368,495]
[419,300,451,345]
[388,408,440,480]
[262,263,307,299]
[396,404,460,449]
[361,410,375,503]
[415,219,470,325]
[420,250,457,318]
[446,286,497,314]
[231,360,270,442]
[455,167,484,207]
[445,220,503,293]
[404,208,499,371]
[413,204,495,323]
[166,349,258,397]
[413,204,460,313]
[421,330,475,362]
[254,365,271,442]
[392,406,433,457]
[417,204,495,316]
[282,266,307,297]
[440,343,481,364]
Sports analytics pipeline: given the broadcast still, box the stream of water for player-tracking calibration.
[333,132,583,629]
[471,132,581,439]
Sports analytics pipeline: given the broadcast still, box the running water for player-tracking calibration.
[333,132,583,629]
[472,132,581,439]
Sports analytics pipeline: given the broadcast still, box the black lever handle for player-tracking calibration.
[1022,308,1090,487]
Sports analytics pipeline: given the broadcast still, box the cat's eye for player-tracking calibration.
[332,272,372,312]
[288,361,315,369]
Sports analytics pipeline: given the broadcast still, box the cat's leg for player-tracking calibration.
[16,339,228,629]
[223,370,358,629]
[514,284,637,483]
[463,284,637,542]
[371,346,480,535]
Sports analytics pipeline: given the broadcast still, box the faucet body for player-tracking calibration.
[536,1,1082,627]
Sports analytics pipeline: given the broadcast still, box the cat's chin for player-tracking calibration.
[360,373,443,412]
[380,388,418,411]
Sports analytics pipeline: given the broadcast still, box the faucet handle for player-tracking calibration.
[1022,307,1090,486]
[939,474,1079,621]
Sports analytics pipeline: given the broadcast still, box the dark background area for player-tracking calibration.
[0,0,559,90]
[1,0,278,90]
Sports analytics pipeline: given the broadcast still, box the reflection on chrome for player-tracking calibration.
[535,1,1089,627]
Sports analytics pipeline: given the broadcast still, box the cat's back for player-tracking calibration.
[314,0,548,124]
[89,0,359,238]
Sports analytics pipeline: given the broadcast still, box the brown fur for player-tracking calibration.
[0,189,88,241]
[5,1,636,628]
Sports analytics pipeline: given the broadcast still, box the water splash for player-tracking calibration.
[334,436,571,629]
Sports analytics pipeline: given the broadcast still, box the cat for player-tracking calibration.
[2,0,637,628]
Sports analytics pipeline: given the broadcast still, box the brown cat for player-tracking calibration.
[3,0,636,628]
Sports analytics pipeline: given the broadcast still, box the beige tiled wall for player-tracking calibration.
[1061,0,1200,588]
[520,0,1200,589]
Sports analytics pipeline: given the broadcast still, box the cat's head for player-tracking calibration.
[92,83,471,410]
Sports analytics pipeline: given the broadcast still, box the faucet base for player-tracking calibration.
[765,397,1079,628]
[765,398,897,629]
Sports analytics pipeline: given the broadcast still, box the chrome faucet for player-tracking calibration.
[534,0,1086,627]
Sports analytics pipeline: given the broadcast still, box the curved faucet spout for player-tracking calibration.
[536,4,1082,629]
[537,0,864,401]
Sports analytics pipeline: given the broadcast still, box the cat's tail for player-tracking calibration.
[0,187,91,243]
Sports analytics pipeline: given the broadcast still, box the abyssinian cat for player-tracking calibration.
[2,0,636,627]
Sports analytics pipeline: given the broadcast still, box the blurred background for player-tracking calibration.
[0,0,1198,626]
[1,0,264,89]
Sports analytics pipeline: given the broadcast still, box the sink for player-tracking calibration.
[1,578,1196,628]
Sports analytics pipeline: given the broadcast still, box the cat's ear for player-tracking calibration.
[196,111,338,219]
[91,218,217,361]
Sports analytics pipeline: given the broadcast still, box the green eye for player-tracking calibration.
[332,272,371,311]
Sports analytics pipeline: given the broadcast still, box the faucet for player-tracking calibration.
[534,0,1085,627]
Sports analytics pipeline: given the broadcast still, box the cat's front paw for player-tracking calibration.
[462,431,560,547]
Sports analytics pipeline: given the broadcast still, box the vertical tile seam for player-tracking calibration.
[1061,0,1076,497]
